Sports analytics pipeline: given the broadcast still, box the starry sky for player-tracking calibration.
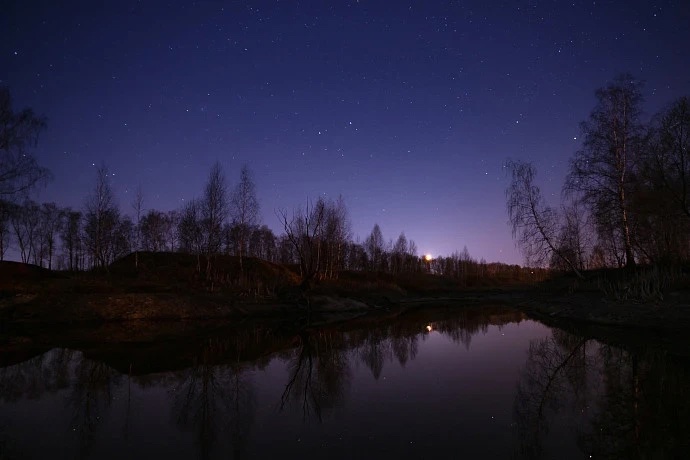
[2,0,689,264]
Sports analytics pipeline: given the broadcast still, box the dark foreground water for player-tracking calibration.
[1,307,689,459]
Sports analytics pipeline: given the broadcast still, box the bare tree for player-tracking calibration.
[165,210,179,251]
[506,159,582,277]
[112,215,133,261]
[9,200,40,263]
[551,202,590,271]
[38,202,63,269]
[345,241,368,271]
[140,210,168,251]
[178,199,204,271]
[83,165,120,269]
[131,185,144,268]
[230,165,259,271]
[391,232,408,274]
[61,209,83,271]
[565,74,645,268]
[0,87,51,199]
[633,96,690,263]
[320,196,350,279]
[248,225,277,261]
[365,224,385,271]
[202,162,229,274]
[647,96,690,218]
[278,198,326,285]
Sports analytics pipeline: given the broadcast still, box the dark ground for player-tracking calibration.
[2,255,690,356]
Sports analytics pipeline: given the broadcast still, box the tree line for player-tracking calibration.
[10,75,678,284]
[507,73,690,274]
[1,160,519,283]
[2,83,535,284]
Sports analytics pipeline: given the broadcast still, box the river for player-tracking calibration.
[0,306,688,459]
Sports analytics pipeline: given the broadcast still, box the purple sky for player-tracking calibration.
[2,1,689,264]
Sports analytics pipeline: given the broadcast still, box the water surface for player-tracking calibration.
[1,306,688,459]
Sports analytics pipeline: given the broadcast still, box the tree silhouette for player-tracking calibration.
[230,165,260,273]
[566,74,645,269]
[505,159,582,276]
[83,165,119,269]
[202,162,229,278]
[0,87,50,199]
[278,198,326,285]
[365,224,385,271]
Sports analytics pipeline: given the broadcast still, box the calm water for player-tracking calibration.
[1,306,689,459]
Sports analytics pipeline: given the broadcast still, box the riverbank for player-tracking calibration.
[2,256,690,337]
[0,253,530,325]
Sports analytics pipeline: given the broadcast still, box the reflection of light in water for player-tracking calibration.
[426,324,432,332]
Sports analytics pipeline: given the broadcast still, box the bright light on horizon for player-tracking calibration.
[424,254,432,261]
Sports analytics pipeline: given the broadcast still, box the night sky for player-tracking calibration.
[2,1,689,264]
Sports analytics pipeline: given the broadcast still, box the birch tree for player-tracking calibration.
[230,165,259,271]
[506,160,582,277]
[565,74,644,268]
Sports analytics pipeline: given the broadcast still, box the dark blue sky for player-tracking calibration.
[3,0,689,264]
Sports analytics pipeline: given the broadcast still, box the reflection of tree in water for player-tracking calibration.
[171,338,256,460]
[66,353,121,459]
[513,331,590,458]
[280,331,350,422]
[579,347,690,458]
[0,349,119,458]
[358,329,391,380]
[279,309,522,422]
[390,324,419,368]
[514,330,690,459]
[423,309,524,351]
[434,316,490,350]
[0,348,75,402]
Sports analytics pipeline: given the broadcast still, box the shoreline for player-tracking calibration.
[3,289,690,369]
[3,282,690,330]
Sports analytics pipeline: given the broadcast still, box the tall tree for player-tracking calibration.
[391,232,408,274]
[140,210,168,252]
[61,209,82,271]
[248,225,276,261]
[634,96,690,262]
[9,200,40,263]
[39,202,63,269]
[202,162,228,273]
[551,202,589,271]
[0,200,11,260]
[230,165,259,271]
[165,210,179,252]
[112,215,133,260]
[365,224,385,271]
[131,185,144,268]
[178,199,204,270]
[278,198,326,284]
[565,74,644,268]
[506,160,582,277]
[648,96,690,218]
[0,87,51,199]
[84,165,120,269]
[320,196,350,279]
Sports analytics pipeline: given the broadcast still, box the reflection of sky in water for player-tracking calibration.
[251,320,555,459]
[1,314,685,459]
